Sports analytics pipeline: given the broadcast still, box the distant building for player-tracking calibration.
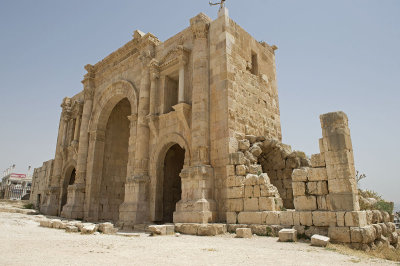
[1,167,32,200]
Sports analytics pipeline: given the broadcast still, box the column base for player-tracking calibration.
[60,183,85,219]
[173,164,217,224]
[40,187,61,216]
[118,175,150,229]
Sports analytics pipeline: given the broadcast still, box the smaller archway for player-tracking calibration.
[61,168,76,210]
[161,144,185,223]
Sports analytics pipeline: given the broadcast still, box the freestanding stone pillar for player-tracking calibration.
[320,111,360,211]
[61,65,95,219]
[173,13,217,224]
[41,99,71,215]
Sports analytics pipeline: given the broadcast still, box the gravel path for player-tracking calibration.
[0,210,395,266]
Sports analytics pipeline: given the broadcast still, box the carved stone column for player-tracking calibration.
[178,60,186,103]
[41,98,71,215]
[149,60,159,116]
[61,64,95,219]
[173,13,217,224]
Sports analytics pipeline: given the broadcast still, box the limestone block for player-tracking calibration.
[328,179,357,194]
[327,193,359,212]
[299,212,313,226]
[336,212,346,227]
[279,229,297,242]
[226,176,236,187]
[293,212,300,226]
[81,223,98,234]
[197,224,217,236]
[379,223,388,237]
[229,152,246,165]
[39,220,52,228]
[245,151,257,164]
[244,186,253,198]
[175,224,199,235]
[372,224,382,239]
[226,212,237,224]
[308,168,328,182]
[253,185,260,197]
[238,139,250,151]
[389,232,398,245]
[65,226,79,233]
[236,165,247,176]
[325,150,354,166]
[260,184,277,197]
[226,199,243,212]
[245,135,257,144]
[361,225,376,244]
[214,224,227,235]
[328,227,351,243]
[249,164,262,175]
[350,227,363,243]
[324,134,353,152]
[279,211,294,226]
[250,225,274,236]
[381,211,390,222]
[238,212,262,224]
[286,157,300,169]
[292,182,306,196]
[317,196,328,210]
[244,198,259,211]
[259,197,276,211]
[263,211,280,225]
[294,225,305,235]
[236,228,252,238]
[311,235,330,247]
[149,225,167,236]
[294,196,317,211]
[345,211,367,227]
[258,173,270,185]
[387,222,396,233]
[312,211,337,227]
[227,186,244,199]
[250,145,262,157]
[365,210,373,225]
[244,174,258,186]
[307,181,328,195]
[51,219,62,229]
[292,168,308,182]
[310,154,326,168]
[226,165,236,176]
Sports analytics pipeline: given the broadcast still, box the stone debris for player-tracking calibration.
[311,234,330,247]
[80,223,98,234]
[65,226,79,233]
[235,228,252,238]
[148,225,175,236]
[279,229,297,242]
[98,222,118,235]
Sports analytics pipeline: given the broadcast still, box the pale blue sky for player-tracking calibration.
[0,0,399,205]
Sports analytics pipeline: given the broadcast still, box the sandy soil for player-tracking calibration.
[0,207,396,266]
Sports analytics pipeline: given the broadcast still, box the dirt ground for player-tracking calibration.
[0,203,396,266]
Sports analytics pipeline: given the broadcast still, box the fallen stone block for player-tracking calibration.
[311,234,330,247]
[39,220,52,228]
[174,223,199,235]
[50,219,62,229]
[236,228,252,238]
[98,222,118,234]
[279,228,297,242]
[65,226,79,233]
[81,223,98,234]
[197,224,217,236]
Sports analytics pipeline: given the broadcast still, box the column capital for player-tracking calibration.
[149,59,160,81]
[139,50,153,69]
[190,13,211,39]
[127,114,138,122]
[82,64,95,100]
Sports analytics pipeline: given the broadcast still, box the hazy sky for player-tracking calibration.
[0,1,399,203]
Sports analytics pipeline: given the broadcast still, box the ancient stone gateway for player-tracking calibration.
[30,9,398,249]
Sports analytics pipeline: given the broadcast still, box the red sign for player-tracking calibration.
[10,173,26,178]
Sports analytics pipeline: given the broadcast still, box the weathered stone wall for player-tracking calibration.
[30,160,54,208]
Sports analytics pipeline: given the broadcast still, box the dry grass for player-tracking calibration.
[326,243,400,262]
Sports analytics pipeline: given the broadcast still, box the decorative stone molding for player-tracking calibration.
[190,13,211,39]
[172,103,191,133]
[159,45,190,72]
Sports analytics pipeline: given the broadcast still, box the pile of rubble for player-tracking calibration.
[39,217,117,235]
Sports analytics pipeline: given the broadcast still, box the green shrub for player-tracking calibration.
[23,203,34,209]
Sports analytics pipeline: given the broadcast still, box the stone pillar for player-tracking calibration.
[173,13,217,224]
[61,64,95,219]
[119,52,152,227]
[73,114,81,142]
[320,111,360,211]
[61,115,70,147]
[41,99,71,215]
[178,62,185,103]
[149,61,159,115]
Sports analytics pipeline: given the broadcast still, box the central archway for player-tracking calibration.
[98,98,131,222]
[61,167,76,211]
[161,144,185,223]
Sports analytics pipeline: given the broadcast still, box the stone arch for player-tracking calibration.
[89,80,138,133]
[60,159,76,212]
[149,132,191,222]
